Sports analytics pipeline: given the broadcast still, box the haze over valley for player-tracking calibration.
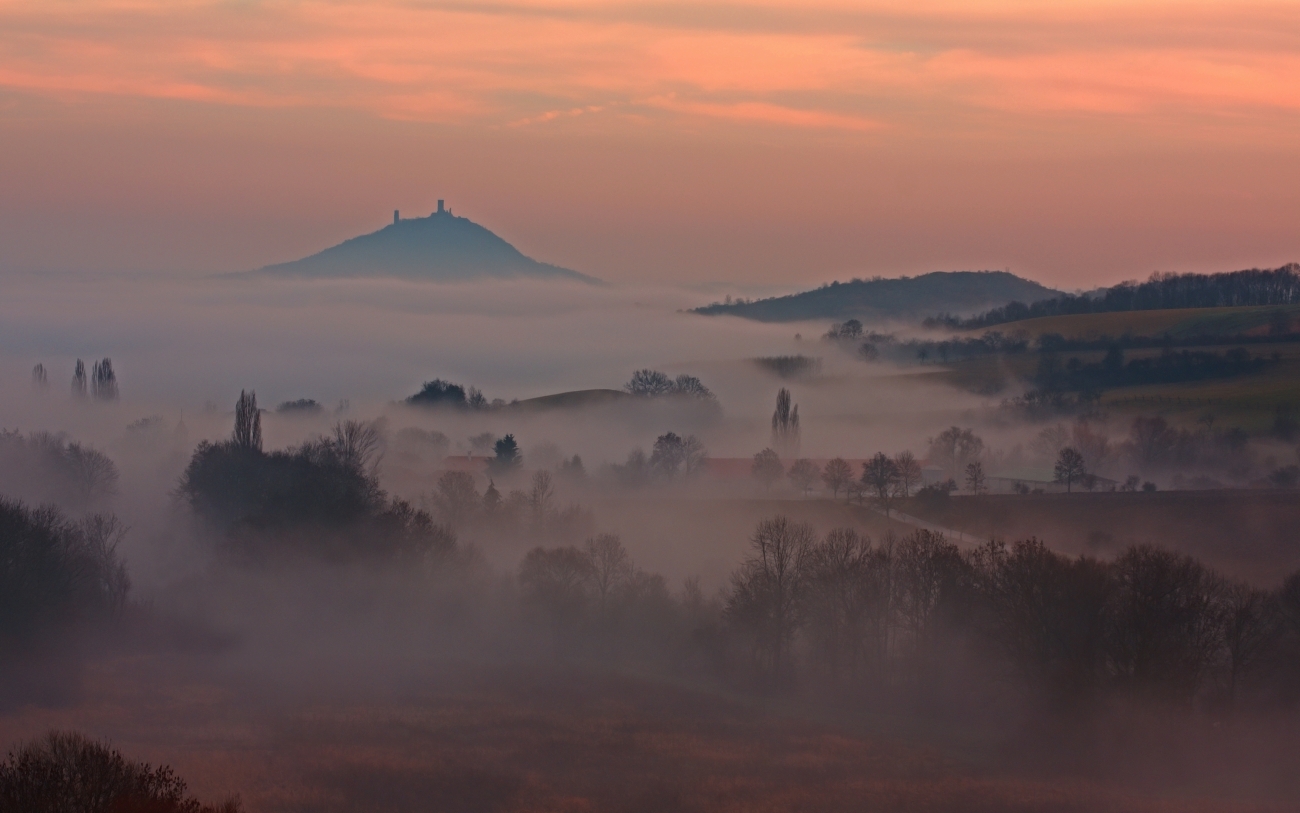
[4,2,1300,810]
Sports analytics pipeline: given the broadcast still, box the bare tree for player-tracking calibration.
[31,363,47,390]
[682,434,708,477]
[332,419,384,472]
[927,426,983,479]
[468,432,497,455]
[861,453,900,514]
[1054,447,1087,493]
[726,516,815,677]
[64,443,120,505]
[519,546,596,627]
[672,374,715,400]
[893,451,922,498]
[893,530,966,658]
[965,461,986,495]
[1219,581,1279,705]
[430,470,480,529]
[624,369,675,396]
[585,533,633,616]
[76,514,132,615]
[529,469,555,520]
[804,527,892,682]
[232,390,262,451]
[787,459,819,496]
[821,457,853,500]
[1109,546,1228,700]
[751,448,784,490]
[0,731,242,813]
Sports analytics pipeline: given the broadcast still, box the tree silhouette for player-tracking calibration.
[861,453,900,514]
[331,419,383,472]
[406,379,468,408]
[31,364,47,390]
[771,388,800,455]
[928,426,984,479]
[893,451,922,498]
[71,360,87,399]
[431,471,479,528]
[681,435,708,477]
[725,516,815,678]
[232,390,262,452]
[821,458,853,499]
[752,448,784,490]
[650,432,687,480]
[482,478,502,513]
[1054,447,1087,493]
[585,533,633,617]
[624,369,675,396]
[965,461,986,495]
[787,459,819,496]
[490,434,521,473]
[672,374,715,400]
[90,359,118,401]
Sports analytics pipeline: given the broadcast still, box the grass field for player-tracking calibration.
[1,657,1295,813]
[926,320,1300,430]
[972,304,1300,341]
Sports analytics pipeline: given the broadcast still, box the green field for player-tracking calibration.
[920,305,1300,429]
[973,304,1300,341]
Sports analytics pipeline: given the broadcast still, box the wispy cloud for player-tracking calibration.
[0,0,1296,137]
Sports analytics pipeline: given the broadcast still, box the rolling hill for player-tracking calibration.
[254,202,598,283]
[692,271,1058,323]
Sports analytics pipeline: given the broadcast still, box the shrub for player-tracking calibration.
[0,731,240,813]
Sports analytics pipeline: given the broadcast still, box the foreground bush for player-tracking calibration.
[0,731,239,813]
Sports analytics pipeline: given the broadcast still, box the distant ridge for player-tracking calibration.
[254,201,598,283]
[693,271,1059,323]
[931,264,1300,330]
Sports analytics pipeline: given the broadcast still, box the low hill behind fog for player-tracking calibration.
[693,271,1058,323]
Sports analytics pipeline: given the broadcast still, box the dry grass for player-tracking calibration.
[0,657,1289,813]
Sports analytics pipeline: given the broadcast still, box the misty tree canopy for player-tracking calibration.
[179,408,451,561]
[0,499,129,651]
[406,379,468,408]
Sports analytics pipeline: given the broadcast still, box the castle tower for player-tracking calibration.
[394,210,400,224]
[437,199,445,214]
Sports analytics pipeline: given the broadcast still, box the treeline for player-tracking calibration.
[521,517,1300,712]
[0,431,118,510]
[0,499,130,657]
[1032,346,1273,395]
[929,264,1300,330]
[405,369,717,410]
[179,392,454,562]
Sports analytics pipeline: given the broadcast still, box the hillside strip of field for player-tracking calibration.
[899,491,1300,584]
[974,304,1300,341]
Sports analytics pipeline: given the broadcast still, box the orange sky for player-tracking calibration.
[1,0,1297,288]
